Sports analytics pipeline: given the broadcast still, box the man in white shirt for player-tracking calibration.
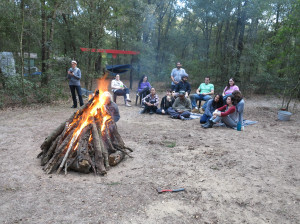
[111,74,131,107]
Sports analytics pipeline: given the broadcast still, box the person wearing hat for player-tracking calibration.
[167,90,192,120]
[67,60,84,108]
[173,73,191,98]
[170,62,186,91]
[190,76,214,113]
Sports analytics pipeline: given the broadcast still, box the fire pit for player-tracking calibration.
[37,83,132,175]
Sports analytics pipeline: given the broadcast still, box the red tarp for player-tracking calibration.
[80,48,140,58]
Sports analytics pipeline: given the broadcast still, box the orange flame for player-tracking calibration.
[67,74,111,152]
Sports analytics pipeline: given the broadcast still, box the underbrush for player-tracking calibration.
[0,75,68,109]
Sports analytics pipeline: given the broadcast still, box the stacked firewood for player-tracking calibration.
[37,90,132,175]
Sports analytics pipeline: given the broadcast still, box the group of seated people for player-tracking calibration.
[110,62,245,129]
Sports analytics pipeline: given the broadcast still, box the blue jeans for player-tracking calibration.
[138,87,150,96]
[144,105,158,113]
[190,94,212,109]
[167,108,191,119]
[200,114,211,124]
[223,94,232,101]
[114,88,130,103]
[212,115,237,128]
[236,99,245,124]
[69,85,83,107]
[156,108,170,115]
[171,84,176,91]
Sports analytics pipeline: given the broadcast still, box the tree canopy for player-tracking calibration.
[0,0,299,108]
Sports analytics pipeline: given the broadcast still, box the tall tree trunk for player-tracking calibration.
[20,0,25,95]
[275,3,281,34]
[62,13,77,59]
[27,19,31,77]
[233,1,241,50]
[129,55,134,89]
[215,21,223,82]
[244,18,259,85]
[95,54,102,74]
[235,0,248,79]
[47,1,60,75]
[86,30,93,89]
[215,21,223,58]
[155,0,172,74]
[221,19,230,80]
[41,0,47,86]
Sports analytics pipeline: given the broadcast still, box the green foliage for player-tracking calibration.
[0,73,67,107]
[162,141,176,148]
[4,75,33,104]
[1,0,300,109]
[267,0,300,109]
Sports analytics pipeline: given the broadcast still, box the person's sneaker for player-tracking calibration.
[149,110,154,114]
[199,107,205,114]
[192,108,199,113]
[126,99,132,102]
[71,105,77,108]
[180,115,185,120]
[125,103,131,107]
[203,120,214,128]
[201,121,209,127]
[139,109,146,114]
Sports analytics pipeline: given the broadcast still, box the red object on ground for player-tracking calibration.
[80,48,140,58]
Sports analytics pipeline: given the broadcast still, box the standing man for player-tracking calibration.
[170,62,186,91]
[111,74,132,107]
[190,76,214,113]
[67,60,84,108]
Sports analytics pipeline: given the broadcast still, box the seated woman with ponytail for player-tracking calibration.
[200,94,223,124]
[232,90,245,127]
[202,96,238,129]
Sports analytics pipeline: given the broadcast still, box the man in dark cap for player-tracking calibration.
[173,73,191,98]
[167,90,192,120]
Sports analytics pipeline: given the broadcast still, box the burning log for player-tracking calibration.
[38,90,133,175]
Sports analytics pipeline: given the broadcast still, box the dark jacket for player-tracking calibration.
[175,80,191,95]
[160,96,175,111]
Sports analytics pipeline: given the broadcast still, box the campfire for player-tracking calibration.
[38,78,132,175]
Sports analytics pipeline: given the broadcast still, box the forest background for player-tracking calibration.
[0,0,299,110]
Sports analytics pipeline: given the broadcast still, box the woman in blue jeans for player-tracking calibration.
[67,60,84,108]
[200,94,223,124]
[232,90,244,125]
[202,96,237,129]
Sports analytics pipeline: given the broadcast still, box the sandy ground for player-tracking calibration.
[0,93,299,224]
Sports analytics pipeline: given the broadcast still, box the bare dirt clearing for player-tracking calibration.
[0,95,299,224]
